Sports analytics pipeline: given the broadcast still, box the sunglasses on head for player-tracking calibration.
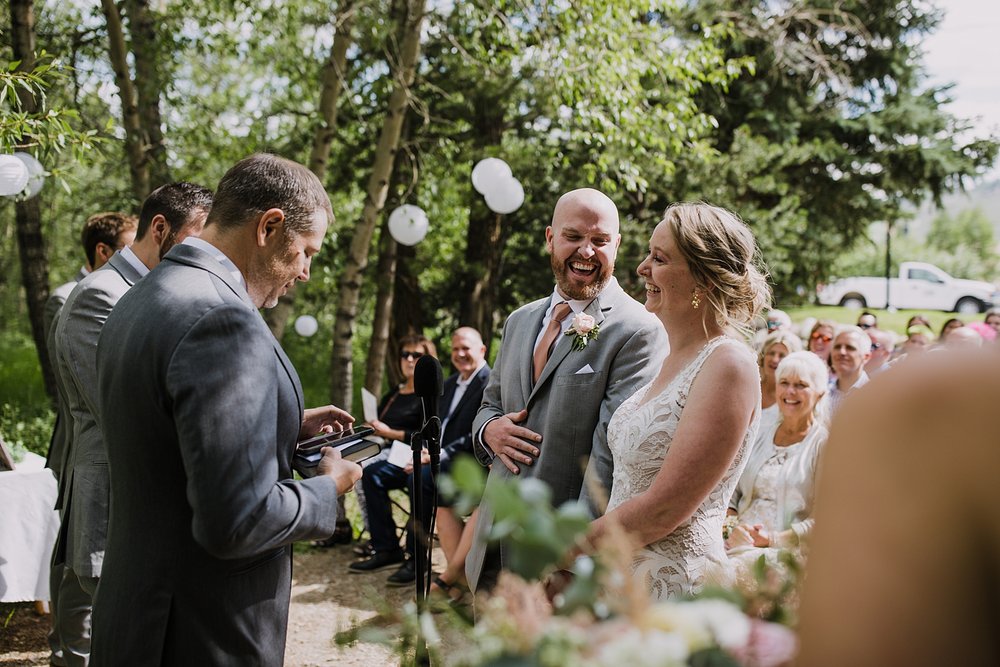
[400,351,424,360]
[810,333,833,343]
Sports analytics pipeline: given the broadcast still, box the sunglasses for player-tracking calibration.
[870,342,882,350]
[400,351,424,360]
[766,321,782,330]
[810,333,833,343]
[858,323,874,329]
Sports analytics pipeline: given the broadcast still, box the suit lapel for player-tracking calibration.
[163,244,257,310]
[527,286,614,404]
[440,377,458,421]
[520,301,549,404]
[273,342,304,420]
[107,251,143,286]
[447,365,487,419]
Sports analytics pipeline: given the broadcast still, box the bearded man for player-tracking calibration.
[465,188,666,592]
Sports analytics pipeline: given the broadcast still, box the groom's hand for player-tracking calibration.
[484,409,542,474]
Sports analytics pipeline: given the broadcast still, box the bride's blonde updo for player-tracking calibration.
[661,202,771,338]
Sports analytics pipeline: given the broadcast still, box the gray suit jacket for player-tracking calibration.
[91,243,340,666]
[44,269,87,484]
[466,278,667,590]
[53,255,141,577]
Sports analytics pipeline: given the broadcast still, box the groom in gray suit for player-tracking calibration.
[53,185,212,666]
[467,188,667,591]
[92,154,363,666]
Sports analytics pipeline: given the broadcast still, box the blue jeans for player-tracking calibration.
[361,460,436,557]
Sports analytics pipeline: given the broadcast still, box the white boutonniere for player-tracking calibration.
[564,312,600,351]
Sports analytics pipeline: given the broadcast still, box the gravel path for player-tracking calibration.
[0,543,441,666]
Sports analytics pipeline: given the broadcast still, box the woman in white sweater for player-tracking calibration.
[724,351,828,573]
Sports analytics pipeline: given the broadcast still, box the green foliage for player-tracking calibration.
[0,402,53,460]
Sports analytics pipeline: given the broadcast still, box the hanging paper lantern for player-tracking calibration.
[471,157,512,195]
[0,155,29,197]
[387,205,429,246]
[484,177,525,215]
[13,152,45,199]
[294,315,319,337]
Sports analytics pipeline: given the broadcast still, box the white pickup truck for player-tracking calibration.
[817,262,1000,314]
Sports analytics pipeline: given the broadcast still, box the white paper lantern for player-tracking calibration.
[387,205,429,246]
[484,177,525,215]
[0,155,29,197]
[294,315,319,337]
[471,157,512,195]
[13,152,45,199]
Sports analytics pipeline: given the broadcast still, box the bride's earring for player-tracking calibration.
[691,290,701,309]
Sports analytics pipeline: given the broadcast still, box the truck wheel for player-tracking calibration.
[955,297,982,315]
[840,296,865,310]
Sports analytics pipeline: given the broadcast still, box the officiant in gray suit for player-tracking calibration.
[466,188,667,592]
[91,154,363,666]
[53,185,212,666]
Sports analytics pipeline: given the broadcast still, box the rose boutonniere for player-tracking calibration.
[564,312,600,351]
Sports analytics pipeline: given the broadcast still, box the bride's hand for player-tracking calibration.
[747,524,771,547]
[725,524,755,550]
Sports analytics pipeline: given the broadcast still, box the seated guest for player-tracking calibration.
[938,317,965,344]
[806,319,835,368]
[856,311,878,330]
[725,351,828,582]
[967,321,996,344]
[758,330,802,428]
[985,309,1000,338]
[942,326,982,349]
[895,324,934,361]
[753,308,793,350]
[828,326,871,413]
[346,334,437,563]
[864,328,895,376]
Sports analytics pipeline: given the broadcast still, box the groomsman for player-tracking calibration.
[53,185,212,666]
[43,212,136,667]
[466,188,667,591]
[92,154,362,666]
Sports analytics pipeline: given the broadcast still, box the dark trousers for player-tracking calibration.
[361,460,436,558]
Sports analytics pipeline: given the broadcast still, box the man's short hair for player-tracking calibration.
[81,212,138,267]
[205,154,332,236]
[136,182,214,240]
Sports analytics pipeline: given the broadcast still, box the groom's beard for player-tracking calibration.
[550,254,613,301]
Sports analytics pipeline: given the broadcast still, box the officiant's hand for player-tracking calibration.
[484,409,542,474]
[301,405,354,440]
[317,447,362,495]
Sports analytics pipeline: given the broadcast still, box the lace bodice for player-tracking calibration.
[738,442,798,529]
[606,336,759,600]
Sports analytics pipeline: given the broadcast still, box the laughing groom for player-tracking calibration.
[466,188,667,592]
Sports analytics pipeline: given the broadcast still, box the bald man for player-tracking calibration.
[466,188,666,591]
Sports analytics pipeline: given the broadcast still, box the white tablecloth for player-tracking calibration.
[0,452,59,602]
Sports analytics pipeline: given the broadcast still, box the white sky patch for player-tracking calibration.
[922,0,1000,178]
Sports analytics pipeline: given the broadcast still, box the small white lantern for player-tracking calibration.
[387,205,429,246]
[471,158,512,195]
[14,152,45,199]
[0,155,29,197]
[484,177,525,215]
[294,315,319,337]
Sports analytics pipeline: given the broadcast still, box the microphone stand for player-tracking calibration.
[410,415,440,605]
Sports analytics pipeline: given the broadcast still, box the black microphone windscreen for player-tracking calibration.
[413,355,443,398]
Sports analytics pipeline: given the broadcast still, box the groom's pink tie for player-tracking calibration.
[533,302,572,383]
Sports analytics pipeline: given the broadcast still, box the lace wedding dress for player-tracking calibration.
[606,336,759,600]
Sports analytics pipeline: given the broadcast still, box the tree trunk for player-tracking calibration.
[100,0,149,202]
[10,0,55,401]
[122,0,171,189]
[265,2,357,340]
[364,221,398,395]
[328,0,427,409]
[459,95,506,352]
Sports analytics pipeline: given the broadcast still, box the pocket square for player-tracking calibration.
[575,364,595,375]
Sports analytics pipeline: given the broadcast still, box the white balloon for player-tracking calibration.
[484,177,525,215]
[294,315,319,337]
[387,204,429,246]
[0,155,29,197]
[13,152,45,199]
[471,157,512,195]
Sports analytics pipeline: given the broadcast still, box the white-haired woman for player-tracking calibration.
[724,351,829,578]
[588,202,771,600]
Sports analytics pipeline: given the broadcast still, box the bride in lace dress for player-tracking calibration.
[588,202,770,601]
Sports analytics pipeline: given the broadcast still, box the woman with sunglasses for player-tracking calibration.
[807,320,836,366]
[368,334,438,444]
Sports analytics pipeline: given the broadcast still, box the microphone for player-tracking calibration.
[413,355,443,445]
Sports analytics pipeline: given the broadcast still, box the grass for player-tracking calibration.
[777,304,986,337]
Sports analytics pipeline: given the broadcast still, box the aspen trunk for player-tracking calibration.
[364,221,398,395]
[328,0,427,410]
[123,0,171,188]
[266,2,357,340]
[100,0,149,202]
[10,0,55,401]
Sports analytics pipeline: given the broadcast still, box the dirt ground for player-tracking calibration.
[0,541,444,666]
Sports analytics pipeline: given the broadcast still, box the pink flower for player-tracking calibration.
[729,619,797,667]
[571,313,596,335]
